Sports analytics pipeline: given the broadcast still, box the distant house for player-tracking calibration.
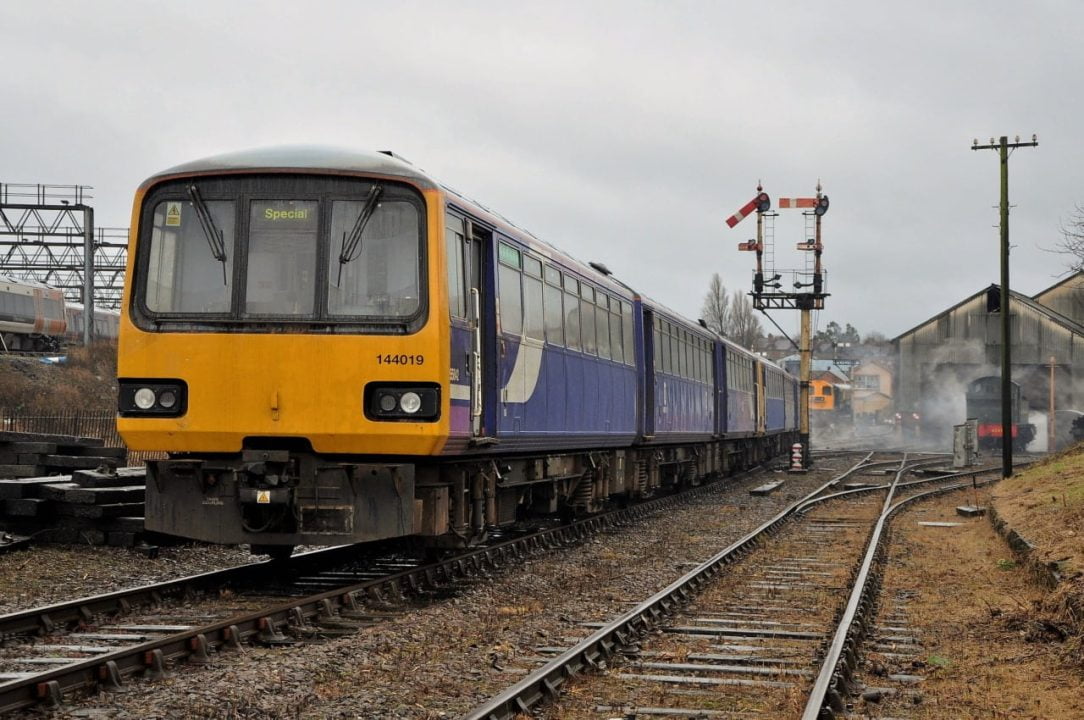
[851,359,894,424]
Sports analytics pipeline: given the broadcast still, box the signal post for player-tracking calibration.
[727,184,830,469]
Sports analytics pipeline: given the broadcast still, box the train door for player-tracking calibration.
[643,309,656,437]
[465,221,494,439]
[446,213,494,441]
[755,361,766,434]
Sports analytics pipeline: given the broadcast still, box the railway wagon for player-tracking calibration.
[0,275,66,351]
[965,376,1036,451]
[117,147,798,553]
[63,303,121,342]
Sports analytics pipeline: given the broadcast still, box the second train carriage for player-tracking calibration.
[116,146,799,551]
[0,275,67,351]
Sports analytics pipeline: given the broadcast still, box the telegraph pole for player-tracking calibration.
[972,134,1038,478]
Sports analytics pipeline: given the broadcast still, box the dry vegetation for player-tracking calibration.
[0,341,118,414]
[862,490,1084,718]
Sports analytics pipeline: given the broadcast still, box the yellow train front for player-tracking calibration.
[118,148,449,551]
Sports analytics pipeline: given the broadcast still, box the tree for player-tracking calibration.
[863,330,887,344]
[841,323,860,345]
[700,273,730,335]
[728,288,763,348]
[1055,204,1084,272]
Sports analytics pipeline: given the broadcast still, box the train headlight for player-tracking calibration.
[119,379,188,417]
[364,383,440,422]
[399,392,422,414]
[134,388,157,410]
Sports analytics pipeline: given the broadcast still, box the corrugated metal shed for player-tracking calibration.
[893,283,1084,444]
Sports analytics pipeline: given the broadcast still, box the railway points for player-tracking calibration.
[0,462,827,714]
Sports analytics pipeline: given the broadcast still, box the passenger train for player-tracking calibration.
[0,275,120,350]
[116,147,799,554]
[0,275,67,351]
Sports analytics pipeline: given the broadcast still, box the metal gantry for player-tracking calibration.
[0,183,130,344]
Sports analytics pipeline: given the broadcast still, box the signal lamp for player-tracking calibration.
[814,196,830,216]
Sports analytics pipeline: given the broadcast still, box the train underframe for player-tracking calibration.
[0,332,61,352]
[144,431,797,552]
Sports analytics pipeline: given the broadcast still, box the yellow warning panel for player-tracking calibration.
[256,490,271,504]
[165,202,182,227]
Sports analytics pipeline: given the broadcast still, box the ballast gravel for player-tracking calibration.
[21,460,857,720]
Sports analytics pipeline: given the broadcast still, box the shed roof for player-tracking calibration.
[892,283,1084,342]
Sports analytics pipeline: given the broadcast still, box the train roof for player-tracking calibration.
[146,145,634,299]
[0,274,59,290]
[144,147,779,361]
[147,146,441,191]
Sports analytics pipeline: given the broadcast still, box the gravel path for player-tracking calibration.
[22,461,852,720]
[0,544,256,616]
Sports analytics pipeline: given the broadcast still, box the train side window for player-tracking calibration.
[669,326,678,376]
[497,243,523,336]
[596,301,611,359]
[523,272,544,341]
[543,272,564,346]
[609,305,622,365]
[544,265,561,286]
[523,256,542,278]
[623,302,634,365]
[445,214,466,319]
[683,332,691,379]
[580,293,597,355]
[564,275,581,351]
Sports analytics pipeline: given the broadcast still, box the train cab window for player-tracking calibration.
[445,215,467,319]
[327,199,421,318]
[145,199,236,314]
[246,200,318,316]
[622,302,634,365]
[563,275,581,351]
[497,243,522,336]
[543,266,564,346]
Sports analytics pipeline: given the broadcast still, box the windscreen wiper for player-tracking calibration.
[336,184,384,286]
[186,184,229,285]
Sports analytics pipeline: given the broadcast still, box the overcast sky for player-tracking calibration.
[2,0,1080,339]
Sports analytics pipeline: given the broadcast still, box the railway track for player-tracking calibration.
[0,459,821,715]
[462,456,1009,720]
